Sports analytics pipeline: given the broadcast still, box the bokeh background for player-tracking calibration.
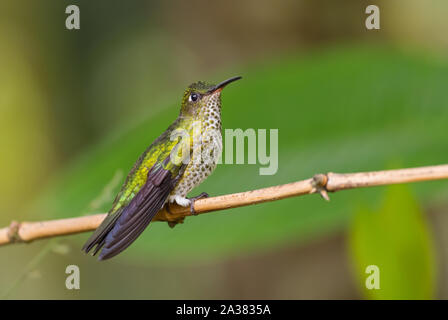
[1,0,448,299]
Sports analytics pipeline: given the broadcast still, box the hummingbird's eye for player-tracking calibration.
[189,93,199,102]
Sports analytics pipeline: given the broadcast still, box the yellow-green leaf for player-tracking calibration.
[349,184,436,299]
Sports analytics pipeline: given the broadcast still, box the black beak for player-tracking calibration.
[207,76,242,94]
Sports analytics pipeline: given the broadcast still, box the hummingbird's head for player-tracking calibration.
[180,76,242,117]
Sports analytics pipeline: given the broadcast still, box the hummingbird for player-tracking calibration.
[82,76,242,260]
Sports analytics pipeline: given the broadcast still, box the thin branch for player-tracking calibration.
[1,164,448,246]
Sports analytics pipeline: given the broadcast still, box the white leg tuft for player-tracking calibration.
[170,195,191,207]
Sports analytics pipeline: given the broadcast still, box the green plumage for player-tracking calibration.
[82,76,241,260]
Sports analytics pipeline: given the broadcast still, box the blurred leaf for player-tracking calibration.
[349,184,436,299]
[51,244,71,256]
[28,46,448,264]
[0,28,55,217]
[27,270,42,280]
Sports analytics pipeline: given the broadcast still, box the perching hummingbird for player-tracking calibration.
[82,76,242,260]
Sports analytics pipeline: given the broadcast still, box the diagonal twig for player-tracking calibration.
[1,164,448,246]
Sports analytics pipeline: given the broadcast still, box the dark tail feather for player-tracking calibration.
[82,211,122,256]
[82,159,184,260]
[97,183,171,260]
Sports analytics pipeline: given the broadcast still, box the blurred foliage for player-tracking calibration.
[0,29,55,215]
[349,184,436,299]
[28,46,448,263]
[1,0,448,299]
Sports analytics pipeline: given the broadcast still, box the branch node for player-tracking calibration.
[168,219,185,229]
[311,174,330,201]
[162,203,186,227]
[7,221,23,243]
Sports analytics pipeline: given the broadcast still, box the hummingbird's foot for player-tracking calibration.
[188,192,209,215]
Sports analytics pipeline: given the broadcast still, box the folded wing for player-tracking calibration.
[82,155,185,260]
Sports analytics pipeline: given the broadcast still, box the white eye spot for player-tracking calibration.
[189,93,199,102]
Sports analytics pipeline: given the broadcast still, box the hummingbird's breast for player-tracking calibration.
[169,93,222,199]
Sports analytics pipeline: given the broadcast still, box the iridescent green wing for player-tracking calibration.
[82,125,189,260]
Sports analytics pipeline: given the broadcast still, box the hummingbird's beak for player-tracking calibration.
[207,76,242,94]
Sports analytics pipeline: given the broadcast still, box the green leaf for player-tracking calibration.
[349,184,436,299]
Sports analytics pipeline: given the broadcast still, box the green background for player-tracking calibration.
[0,0,447,299]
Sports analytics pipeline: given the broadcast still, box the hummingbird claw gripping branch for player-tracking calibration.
[188,192,210,215]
